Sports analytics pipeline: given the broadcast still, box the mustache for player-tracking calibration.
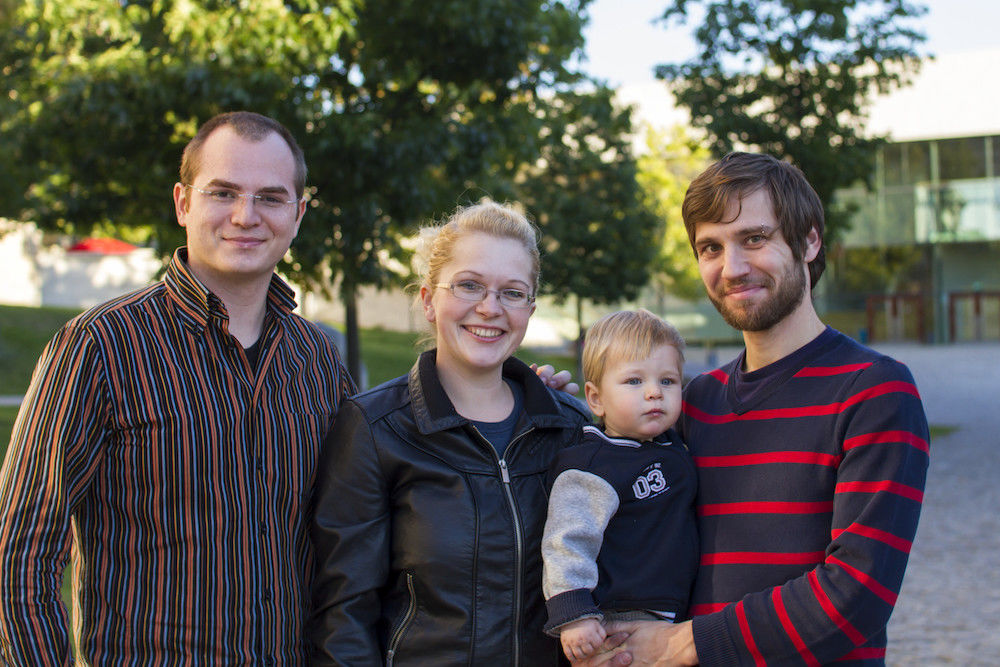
[721,277,771,292]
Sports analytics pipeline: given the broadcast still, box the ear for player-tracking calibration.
[420,284,435,323]
[584,380,605,418]
[291,198,307,238]
[173,183,190,228]
[803,226,821,263]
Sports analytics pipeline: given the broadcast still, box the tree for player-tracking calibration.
[636,124,711,302]
[656,0,929,240]
[291,0,593,381]
[1,0,596,382]
[0,0,352,248]
[515,87,663,368]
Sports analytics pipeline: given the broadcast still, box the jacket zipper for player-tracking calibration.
[500,426,535,667]
[386,572,417,666]
[470,424,536,667]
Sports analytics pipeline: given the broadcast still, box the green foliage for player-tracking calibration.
[1,0,608,381]
[636,125,711,301]
[287,0,593,379]
[517,88,662,316]
[656,0,929,241]
[1,0,353,252]
[831,245,926,295]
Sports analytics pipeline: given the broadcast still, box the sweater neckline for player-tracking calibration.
[727,326,837,413]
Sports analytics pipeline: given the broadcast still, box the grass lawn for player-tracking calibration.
[0,406,19,457]
[0,304,83,395]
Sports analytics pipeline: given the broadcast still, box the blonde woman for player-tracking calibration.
[309,200,589,665]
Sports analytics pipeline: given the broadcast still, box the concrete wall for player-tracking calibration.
[0,221,162,308]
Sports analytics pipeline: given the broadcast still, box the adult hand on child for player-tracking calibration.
[571,620,697,667]
[532,363,580,395]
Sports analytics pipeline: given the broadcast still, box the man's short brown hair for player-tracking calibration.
[180,111,307,199]
[682,152,826,288]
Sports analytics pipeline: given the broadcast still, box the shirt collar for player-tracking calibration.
[164,247,298,332]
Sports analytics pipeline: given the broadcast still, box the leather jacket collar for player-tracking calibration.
[408,349,580,436]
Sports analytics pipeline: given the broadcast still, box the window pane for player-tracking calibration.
[883,144,904,186]
[906,142,930,183]
[938,137,986,180]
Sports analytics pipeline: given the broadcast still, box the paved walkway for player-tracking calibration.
[874,343,1000,666]
[687,342,1000,665]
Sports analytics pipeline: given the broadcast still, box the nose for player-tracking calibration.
[475,290,504,316]
[720,244,751,281]
[230,194,262,227]
[645,382,662,400]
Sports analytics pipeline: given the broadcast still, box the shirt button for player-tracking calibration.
[263,590,272,602]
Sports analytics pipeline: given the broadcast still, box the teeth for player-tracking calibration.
[468,327,502,339]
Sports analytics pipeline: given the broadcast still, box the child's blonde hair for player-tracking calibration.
[582,309,685,387]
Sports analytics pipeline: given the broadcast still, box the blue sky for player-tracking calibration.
[581,0,1000,86]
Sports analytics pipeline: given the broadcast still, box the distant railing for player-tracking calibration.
[865,293,926,343]
[949,291,1000,342]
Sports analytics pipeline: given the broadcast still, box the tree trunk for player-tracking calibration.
[575,294,585,386]
[342,283,363,389]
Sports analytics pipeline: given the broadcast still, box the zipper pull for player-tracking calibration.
[499,459,511,484]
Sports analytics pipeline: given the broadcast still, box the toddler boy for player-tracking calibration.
[541,309,699,662]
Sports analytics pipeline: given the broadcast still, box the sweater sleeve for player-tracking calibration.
[692,358,930,666]
[541,468,619,634]
[0,324,108,665]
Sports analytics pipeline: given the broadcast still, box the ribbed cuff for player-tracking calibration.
[692,611,741,666]
[544,589,602,636]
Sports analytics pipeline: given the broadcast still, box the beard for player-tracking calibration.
[709,261,808,332]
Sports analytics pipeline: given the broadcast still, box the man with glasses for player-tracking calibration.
[0,111,355,663]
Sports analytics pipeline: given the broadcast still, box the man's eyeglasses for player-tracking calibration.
[184,184,302,211]
[435,280,535,309]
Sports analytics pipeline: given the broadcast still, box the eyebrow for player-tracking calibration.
[203,178,291,195]
[450,271,532,289]
[696,222,776,244]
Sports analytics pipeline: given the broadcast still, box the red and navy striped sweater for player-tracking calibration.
[680,327,929,666]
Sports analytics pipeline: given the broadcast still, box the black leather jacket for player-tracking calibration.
[308,350,589,666]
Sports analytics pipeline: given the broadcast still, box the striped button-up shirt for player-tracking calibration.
[0,248,355,665]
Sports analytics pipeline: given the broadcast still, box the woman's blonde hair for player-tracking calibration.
[413,199,540,348]
[416,198,541,293]
[583,309,685,387]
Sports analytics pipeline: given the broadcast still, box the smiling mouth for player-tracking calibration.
[465,326,504,340]
[225,237,266,247]
[725,283,763,296]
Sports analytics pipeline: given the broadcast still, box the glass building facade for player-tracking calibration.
[829,134,1000,342]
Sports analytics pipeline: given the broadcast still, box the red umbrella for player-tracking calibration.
[67,238,138,254]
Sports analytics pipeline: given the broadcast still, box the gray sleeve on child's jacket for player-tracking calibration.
[541,469,619,600]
